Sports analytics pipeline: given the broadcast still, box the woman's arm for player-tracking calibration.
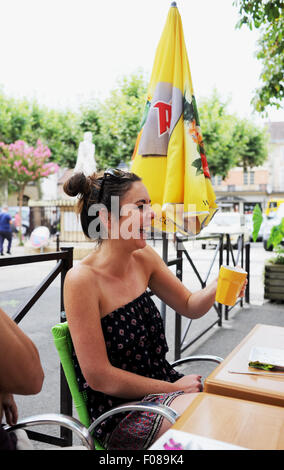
[147,245,246,319]
[146,245,218,319]
[0,308,44,395]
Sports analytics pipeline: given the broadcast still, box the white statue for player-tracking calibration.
[74,132,96,176]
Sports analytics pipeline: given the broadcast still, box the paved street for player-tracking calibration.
[0,238,283,448]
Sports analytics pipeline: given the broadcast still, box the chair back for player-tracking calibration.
[51,320,104,450]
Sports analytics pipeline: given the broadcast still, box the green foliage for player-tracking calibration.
[0,89,81,168]
[252,204,263,242]
[0,90,31,144]
[40,108,80,168]
[234,0,284,113]
[79,71,147,170]
[252,203,284,264]
[197,90,268,178]
[0,73,268,177]
[267,218,284,250]
[271,247,284,264]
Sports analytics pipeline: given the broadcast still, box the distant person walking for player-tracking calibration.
[0,205,12,255]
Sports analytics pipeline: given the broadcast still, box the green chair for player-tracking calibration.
[52,320,223,450]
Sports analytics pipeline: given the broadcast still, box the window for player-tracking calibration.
[243,171,254,185]
[211,175,222,186]
[269,201,278,209]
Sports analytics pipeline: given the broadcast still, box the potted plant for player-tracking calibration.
[253,204,284,301]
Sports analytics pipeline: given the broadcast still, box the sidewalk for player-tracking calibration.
[0,240,283,445]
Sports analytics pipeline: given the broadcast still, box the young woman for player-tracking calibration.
[63,169,245,450]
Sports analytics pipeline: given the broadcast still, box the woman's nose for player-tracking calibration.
[148,208,155,221]
[143,206,155,223]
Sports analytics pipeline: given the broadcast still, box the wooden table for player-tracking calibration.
[172,392,284,450]
[204,323,284,407]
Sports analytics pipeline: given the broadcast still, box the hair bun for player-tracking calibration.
[63,172,90,197]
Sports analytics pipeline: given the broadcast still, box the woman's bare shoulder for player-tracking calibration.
[134,244,164,270]
[64,260,98,289]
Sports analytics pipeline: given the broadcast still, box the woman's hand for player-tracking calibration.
[2,393,18,425]
[234,266,248,298]
[174,375,203,393]
[239,278,248,298]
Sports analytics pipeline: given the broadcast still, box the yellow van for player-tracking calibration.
[265,198,284,216]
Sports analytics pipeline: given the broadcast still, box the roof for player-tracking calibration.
[28,199,76,207]
[267,122,284,142]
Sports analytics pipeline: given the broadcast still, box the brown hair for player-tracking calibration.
[63,170,141,242]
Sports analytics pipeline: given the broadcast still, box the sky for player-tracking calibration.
[0,0,283,126]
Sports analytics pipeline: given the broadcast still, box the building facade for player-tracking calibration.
[212,121,284,214]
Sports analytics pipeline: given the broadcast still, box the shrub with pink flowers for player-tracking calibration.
[0,139,58,183]
[0,139,58,244]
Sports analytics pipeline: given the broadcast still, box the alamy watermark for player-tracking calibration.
[87,196,200,248]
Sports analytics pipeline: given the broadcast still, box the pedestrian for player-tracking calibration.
[0,205,13,255]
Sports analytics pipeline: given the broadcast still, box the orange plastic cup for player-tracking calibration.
[215,265,247,306]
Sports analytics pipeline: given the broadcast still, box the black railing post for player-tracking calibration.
[217,234,223,326]
[240,234,244,307]
[224,234,231,320]
[174,242,183,361]
[60,247,73,314]
[59,247,73,445]
[161,233,168,325]
[245,243,250,304]
[56,232,60,251]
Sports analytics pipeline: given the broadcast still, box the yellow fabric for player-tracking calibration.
[131,4,218,235]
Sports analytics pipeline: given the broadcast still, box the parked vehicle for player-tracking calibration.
[265,198,284,216]
[201,211,251,248]
[262,203,284,251]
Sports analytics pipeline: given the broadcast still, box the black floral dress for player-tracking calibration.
[72,290,184,449]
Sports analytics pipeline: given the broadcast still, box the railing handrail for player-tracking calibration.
[0,249,71,267]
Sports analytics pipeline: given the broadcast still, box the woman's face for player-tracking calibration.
[113,181,154,249]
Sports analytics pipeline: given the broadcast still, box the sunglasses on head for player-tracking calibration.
[97,168,130,202]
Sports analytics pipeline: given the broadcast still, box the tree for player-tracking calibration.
[197,90,268,178]
[40,108,81,169]
[79,71,148,169]
[0,140,58,244]
[0,90,31,144]
[0,90,81,169]
[234,0,284,113]
[233,119,269,170]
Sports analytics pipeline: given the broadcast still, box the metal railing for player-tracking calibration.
[0,232,250,445]
[0,248,74,447]
[160,232,250,360]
